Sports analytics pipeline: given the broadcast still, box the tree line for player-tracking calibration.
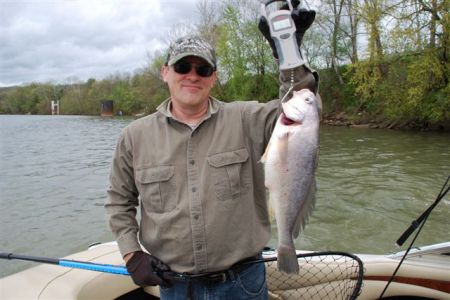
[0,0,448,128]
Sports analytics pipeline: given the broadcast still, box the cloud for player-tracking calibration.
[0,0,201,86]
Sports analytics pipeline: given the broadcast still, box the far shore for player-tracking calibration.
[322,112,450,132]
[2,112,449,132]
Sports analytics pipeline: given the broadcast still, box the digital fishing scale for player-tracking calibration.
[260,0,305,70]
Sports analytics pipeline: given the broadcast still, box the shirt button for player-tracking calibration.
[190,160,195,165]
[192,187,197,192]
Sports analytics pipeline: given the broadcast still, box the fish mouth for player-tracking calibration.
[281,113,301,125]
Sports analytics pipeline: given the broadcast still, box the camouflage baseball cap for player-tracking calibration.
[166,35,217,68]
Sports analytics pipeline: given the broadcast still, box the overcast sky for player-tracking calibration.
[0,0,203,87]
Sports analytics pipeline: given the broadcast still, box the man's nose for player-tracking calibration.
[185,66,200,78]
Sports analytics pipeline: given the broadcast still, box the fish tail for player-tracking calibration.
[277,245,299,274]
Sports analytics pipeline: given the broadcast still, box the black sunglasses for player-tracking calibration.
[173,61,215,77]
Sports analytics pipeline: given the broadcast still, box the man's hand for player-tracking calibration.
[258,0,316,59]
[125,251,171,287]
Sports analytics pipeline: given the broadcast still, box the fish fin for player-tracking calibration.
[261,131,289,164]
[292,215,301,238]
[260,141,272,163]
[292,179,317,238]
[277,245,299,274]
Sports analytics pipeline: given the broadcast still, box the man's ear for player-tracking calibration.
[210,71,218,87]
[161,65,169,82]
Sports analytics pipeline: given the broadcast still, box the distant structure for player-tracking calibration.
[51,100,60,115]
[101,100,114,117]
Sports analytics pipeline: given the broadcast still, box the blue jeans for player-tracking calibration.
[159,262,268,300]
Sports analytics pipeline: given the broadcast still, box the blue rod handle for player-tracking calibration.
[59,260,129,275]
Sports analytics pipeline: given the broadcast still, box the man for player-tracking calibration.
[105,5,318,300]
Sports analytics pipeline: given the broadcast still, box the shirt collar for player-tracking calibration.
[157,97,220,120]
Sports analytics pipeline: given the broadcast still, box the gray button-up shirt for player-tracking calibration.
[105,67,318,273]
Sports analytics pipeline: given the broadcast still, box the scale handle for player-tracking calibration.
[263,0,294,11]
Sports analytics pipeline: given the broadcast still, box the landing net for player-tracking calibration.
[263,251,363,300]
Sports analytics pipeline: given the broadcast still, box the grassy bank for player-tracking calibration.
[319,51,450,131]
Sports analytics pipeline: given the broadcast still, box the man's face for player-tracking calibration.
[161,56,217,110]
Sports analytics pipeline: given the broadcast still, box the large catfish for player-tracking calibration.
[261,89,320,274]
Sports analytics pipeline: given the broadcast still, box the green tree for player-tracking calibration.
[216,1,278,101]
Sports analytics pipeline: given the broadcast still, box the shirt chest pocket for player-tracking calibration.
[135,166,176,213]
[207,148,250,202]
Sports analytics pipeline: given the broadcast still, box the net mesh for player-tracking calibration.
[264,251,363,300]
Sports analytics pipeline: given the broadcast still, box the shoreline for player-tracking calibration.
[322,112,450,132]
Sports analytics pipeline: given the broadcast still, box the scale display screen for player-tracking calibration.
[272,16,292,31]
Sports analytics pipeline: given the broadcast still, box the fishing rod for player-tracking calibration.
[378,175,450,299]
[0,250,363,277]
[0,252,129,276]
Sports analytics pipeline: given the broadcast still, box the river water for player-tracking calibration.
[0,115,449,277]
